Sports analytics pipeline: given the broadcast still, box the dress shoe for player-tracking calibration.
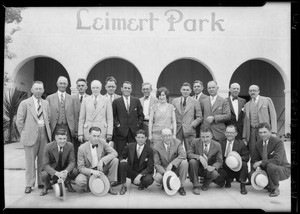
[138,185,145,190]
[40,187,48,196]
[225,181,231,188]
[65,183,76,192]
[193,187,201,195]
[178,187,186,196]
[38,185,44,189]
[244,180,251,186]
[201,185,209,191]
[108,187,118,195]
[264,186,272,192]
[199,177,204,184]
[269,188,280,197]
[161,185,164,191]
[25,187,32,194]
[119,185,127,195]
[110,181,119,187]
[240,183,247,195]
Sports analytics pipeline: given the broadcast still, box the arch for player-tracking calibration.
[86,57,143,97]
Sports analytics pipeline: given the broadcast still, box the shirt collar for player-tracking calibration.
[137,143,145,150]
[79,93,86,99]
[263,139,269,145]
[57,91,65,97]
[210,95,217,100]
[163,142,170,150]
[144,95,151,100]
[57,144,63,151]
[230,95,238,101]
[92,94,100,100]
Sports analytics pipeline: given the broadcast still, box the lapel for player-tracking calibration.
[85,142,93,166]
[96,142,104,161]
[183,97,193,114]
[28,97,39,122]
[93,95,104,118]
[129,143,136,166]
[168,140,176,161]
[175,98,182,114]
[207,142,215,159]
[159,141,169,161]
[227,97,235,116]
[198,140,204,156]
[128,97,135,115]
[54,93,60,111]
[41,99,48,121]
[64,94,70,111]
[220,140,227,157]
[139,144,148,166]
[121,96,129,114]
[232,140,239,153]
[245,102,250,118]
[61,143,69,167]
[257,96,263,110]
[52,141,59,163]
[149,96,155,112]
[238,98,244,115]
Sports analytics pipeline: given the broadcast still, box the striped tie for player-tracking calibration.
[37,99,43,120]
[60,93,65,107]
[94,97,98,109]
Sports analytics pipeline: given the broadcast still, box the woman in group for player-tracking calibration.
[148,87,176,147]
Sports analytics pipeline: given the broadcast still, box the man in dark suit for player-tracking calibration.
[192,80,208,138]
[218,125,249,195]
[187,128,223,195]
[225,83,246,140]
[251,122,290,197]
[118,130,154,195]
[40,129,77,196]
[112,81,144,158]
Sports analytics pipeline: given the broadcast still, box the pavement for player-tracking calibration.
[3,141,291,211]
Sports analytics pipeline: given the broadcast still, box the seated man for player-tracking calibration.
[75,126,119,195]
[251,122,290,197]
[153,128,188,196]
[119,129,154,195]
[40,129,78,196]
[218,125,250,195]
[187,128,223,195]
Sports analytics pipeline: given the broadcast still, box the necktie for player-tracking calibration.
[58,147,63,168]
[204,144,208,156]
[167,145,171,160]
[253,97,256,103]
[195,95,198,100]
[262,141,268,160]
[183,97,187,107]
[125,97,130,113]
[137,145,142,158]
[211,96,215,106]
[92,144,98,149]
[37,99,43,120]
[80,95,83,103]
[110,95,113,103]
[60,93,64,107]
[94,97,98,109]
[225,141,232,157]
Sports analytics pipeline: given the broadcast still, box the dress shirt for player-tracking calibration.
[136,144,145,158]
[194,92,203,100]
[203,143,211,155]
[90,142,99,168]
[143,96,150,120]
[230,95,239,121]
[225,140,234,157]
[210,95,217,106]
[57,145,63,153]
[123,96,130,111]
[57,91,66,102]
[163,142,171,152]
[252,95,260,104]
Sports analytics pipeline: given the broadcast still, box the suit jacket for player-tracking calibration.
[139,96,158,120]
[219,139,249,163]
[200,95,231,141]
[243,96,277,141]
[42,141,75,177]
[251,136,290,170]
[77,138,118,176]
[172,97,202,137]
[120,142,154,176]
[187,138,223,169]
[46,92,75,137]
[112,96,144,138]
[193,93,209,104]
[225,97,246,139]
[78,95,113,139]
[71,93,89,135]
[16,96,52,146]
[153,138,186,174]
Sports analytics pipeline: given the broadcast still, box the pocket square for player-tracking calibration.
[217,107,222,110]
[262,106,267,108]
[144,158,148,161]
[134,108,137,110]
[270,151,274,155]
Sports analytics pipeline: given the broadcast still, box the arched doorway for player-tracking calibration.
[15,56,71,97]
[86,58,143,97]
[157,58,213,103]
[230,59,285,135]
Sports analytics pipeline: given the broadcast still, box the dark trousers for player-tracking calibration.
[40,168,79,187]
[115,129,135,159]
[119,162,153,188]
[73,137,81,162]
[218,161,248,184]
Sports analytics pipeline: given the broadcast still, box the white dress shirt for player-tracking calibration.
[90,142,99,168]
[143,96,150,120]
[123,96,130,110]
[136,144,145,157]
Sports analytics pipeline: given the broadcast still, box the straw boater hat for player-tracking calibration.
[225,151,242,172]
[251,169,269,190]
[89,174,110,196]
[53,178,67,200]
[163,171,181,196]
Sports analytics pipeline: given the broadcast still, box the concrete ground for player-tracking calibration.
[4,141,291,211]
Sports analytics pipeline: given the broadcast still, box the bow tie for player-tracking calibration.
[232,97,238,101]
[92,144,98,149]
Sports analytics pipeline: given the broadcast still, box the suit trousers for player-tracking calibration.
[264,163,291,190]
[115,129,135,159]
[24,126,48,187]
[188,159,219,187]
[249,127,260,159]
[75,158,119,188]
[52,124,72,143]
[176,129,195,152]
[119,162,154,188]
[40,168,79,187]
[72,137,82,162]
[142,121,149,138]
[217,161,248,183]
[154,160,188,187]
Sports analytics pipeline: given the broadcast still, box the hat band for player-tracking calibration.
[166,176,173,191]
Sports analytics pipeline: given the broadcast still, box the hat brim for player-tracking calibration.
[163,171,180,196]
[226,151,242,172]
[89,174,110,196]
[251,170,268,190]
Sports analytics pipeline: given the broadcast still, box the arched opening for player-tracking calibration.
[157,58,213,103]
[86,57,143,97]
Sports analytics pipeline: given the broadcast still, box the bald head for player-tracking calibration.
[248,85,260,99]
[161,128,173,145]
[56,76,68,92]
[230,83,240,98]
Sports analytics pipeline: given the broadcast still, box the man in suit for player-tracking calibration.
[192,80,208,138]
[112,81,144,158]
[78,80,113,142]
[218,125,249,195]
[187,128,224,195]
[40,129,78,196]
[118,130,154,195]
[225,83,246,140]
[75,126,119,195]
[104,76,121,103]
[153,128,188,196]
[200,80,231,142]
[16,81,52,194]
[71,78,89,160]
[172,82,202,151]
[243,85,277,160]
[139,82,158,137]
[46,76,75,142]
[251,122,290,197]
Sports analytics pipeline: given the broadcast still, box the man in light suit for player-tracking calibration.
[112,81,144,158]
[75,126,119,195]
[71,78,89,160]
[16,81,52,194]
[200,80,231,142]
[225,83,246,140]
[172,82,202,151]
[243,85,277,160]
[46,76,75,142]
[139,82,158,137]
[153,128,188,196]
[104,76,121,103]
[187,128,224,195]
[40,129,78,196]
[78,80,113,142]
[192,80,208,138]
[251,122,290,197]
